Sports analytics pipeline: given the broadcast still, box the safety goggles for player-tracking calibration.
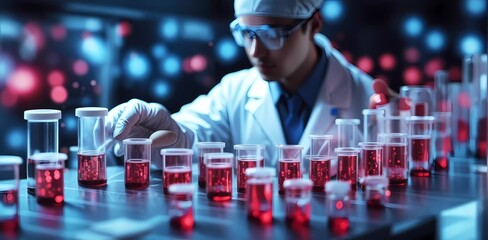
[230,18,309,51]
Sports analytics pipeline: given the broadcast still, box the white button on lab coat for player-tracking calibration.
[172,34,374,167]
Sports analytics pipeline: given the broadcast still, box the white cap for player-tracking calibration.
[160,148,193,156]
[234,0,324,19]
[335,118,360,125]
[123,138,153,145]
[0,155,22,165]
[168,183,195,195]
[234,144,265,151]
[30,152,68,161]
[245,167,275,178]
[325,180,350,197]
[24,109,62,121]
[361,176,389,187]
[283,178,313,190]
[75,107,108,117]
[195,142,225,149]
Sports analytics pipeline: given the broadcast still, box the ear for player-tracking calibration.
[309,12,323,39]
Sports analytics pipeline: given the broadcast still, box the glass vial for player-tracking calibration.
[379,133,408,186]
[358,142,383,186]
[206,152,233,201]
[335,119,360,148]
[161,148,193,194]
[276,145,303,194]
[334,147,360,189]
[234,144,265,193]
[407,116,435,177]
[123,138,152,189]
[308,135,333,192]
[362,109,385,142]
[195,142,225,188]
[168,183,195,230]
[363,175,389,209]
[284,178,313,226]
[245,167,275,224]
[0,156,22,232]
[325,181,351,234]
[33,153,67,206]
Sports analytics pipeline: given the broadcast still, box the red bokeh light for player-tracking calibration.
[1,89,18,107]
[51,86,68,104]
[457,91,472,108]
[24,22,45,49]
[424,58,445,79]
[449,66,461,82]
[379,53,396,71]
[403,67,422,85]
[404,47,420,63]
[117,21,132,37]
[48,70,65,86]
[51,24,66,41]
[190,55,207,72]
[357,56,374,73]
[73,60,89,76]
[182,58,192,73]
[7,67,38,95]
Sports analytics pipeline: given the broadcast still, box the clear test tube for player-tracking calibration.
[24,109,61,195]
[123,138,152,189]
[161,148,193,194]
[325,180,351,234]
[75,107,108,187]
[308,135,333,192]
[358,142,383,186]
[363,176,389,209]
[283,178,313,226]
[168,183,195,230]
[245,167,275,224]
[334,147,360,189]
[400,86,434,116]
[362,109,385,142]
[0,156,22,232]
[432,112,451,173]
[382,115,408,134]
[234,144,265,193]
[335,119,360,148]
[407,116,435,177]
[33,153,67,206]
[434,70,451,112]
[205,152,233,201]
[276,145,303,194]
[379,133,408,186]
[449,82,470,157]
[471,54,488,159]
[196,142,225,188]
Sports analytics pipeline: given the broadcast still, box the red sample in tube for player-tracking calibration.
[36,165,64,206]
[247,181,273,224]
[363,149,382,176]
[309,158,330,192]
[384,144,407,186]
[457,119,469,142]
[163,166,192,194]
[328,217,350,234]
[198,156,206,188]
[285,195,311,226]
[477,117,487,158]
[0,188,18,231]
[237,158,264,193]
[410,138,431,177]
[78,152,107,187]
[169,204,194,230]
[278,160,301,194]
[337,155,358,188]
[125,159,150,189]
[207,163,232,201]
[27,158,36,195]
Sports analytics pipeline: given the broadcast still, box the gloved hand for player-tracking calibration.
[369,79,400,109]
[104,99,194,168]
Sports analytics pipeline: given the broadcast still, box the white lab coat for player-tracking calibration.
[172,34,374,166]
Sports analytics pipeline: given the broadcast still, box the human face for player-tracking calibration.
[235,15,315,82]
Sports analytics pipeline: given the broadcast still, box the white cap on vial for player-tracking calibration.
[245,167,275,178]
[283,178,313,190]
[75,107,108,117]
[0,155,23,165]
[362,176,389,188]
[195,142,225,149]
[335,119,360,125]
[24,109,62,121]
[325,180,351,197]
[168,183,195,195]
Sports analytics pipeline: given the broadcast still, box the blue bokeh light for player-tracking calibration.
[152,80,171,99]
[160,18,179,40]
[426,30,445,51]
[64,116,77,132]
[152,44,168,59]
[124,52,151,80]
[322,1,343,21]
[0,55,13,82]
[81,36,106,64]
[161,55,181,77]
[460,35,483,55]
[404,16,423,37]
[216,38,239,63]
[465,0,486,15]
[6,129,24,150]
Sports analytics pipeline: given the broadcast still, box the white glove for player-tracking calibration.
[104,99,194,168]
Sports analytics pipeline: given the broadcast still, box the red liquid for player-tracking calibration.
[247,180,273,224]
[328,217,350,234]
[170,208,194,230]
[163,166,192,194]
[207,163,232,201]
[169,195,194,230]
[337,155,358,188]
[78,152,107,187]
[285,191,310,226]
[363,149,382,177]
[278,159,301,194]
[198,156,206,188]
[476,117,487,158]
[309,158,330,192]
[433,156,449,172]
[457,119,469,142]
[237,158,264,193]
[125,159,150,189]
[36,165,64,206]
[383,144,407,186]
[410,137,431,177]
[27,158,36,195]
[366,190,384,208]
[0,188,18,231]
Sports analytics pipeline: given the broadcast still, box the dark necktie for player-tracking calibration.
[283,95,305,145]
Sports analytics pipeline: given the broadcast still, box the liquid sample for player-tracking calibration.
[247,179,273,224]
[410,137,431,177]
[363,149,382,177]
[328,217,350,234]
[0,187,18,231]
[169,197,194,230]
[78,152,107,187]
[237,158,264,193]
[383,144,407,186]
[207,163,232,201]
[366,189,385,208]
[278,159,301,194]
[125,159,150,189]
[337,155,358,188]
[163,166,192,194]
[198,156,206,188]
[309,158,330,192]
[285,193,310,226]
[36,164,64,206]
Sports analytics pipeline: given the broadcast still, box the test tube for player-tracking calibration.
[325,181,351,234]
[363,176,389,209]
[196,142,225,188]
[362,109,385,142]
[245,167,275,224]
[206,152,233,201]
[471,54,488,159]
[358,142,383,186]
[432,112,451,173]
[33,153,67,206]
[24,109,61,195]
[379,133,408,186]
[276,145,303,194]
[434,70,451,112]
[168,183,195,230]
[75,107,108,187]
[407,116,435,177]
[161,148,193,194]
[382,115,408,134]
[335,119,360,148]
[123,138,152,189]
[400,86,434,116]
[0,156,22,232]
[283,178,313,226]
[234,144,265,193]
[449,82,470,157]
[308,135,333,192]
[334,147,360,189]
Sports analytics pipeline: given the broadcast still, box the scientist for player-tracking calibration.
[105,0,394,167]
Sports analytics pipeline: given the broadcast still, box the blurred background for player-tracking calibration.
[0,0,486,174]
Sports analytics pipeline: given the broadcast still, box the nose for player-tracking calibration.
[248,37,268,58]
